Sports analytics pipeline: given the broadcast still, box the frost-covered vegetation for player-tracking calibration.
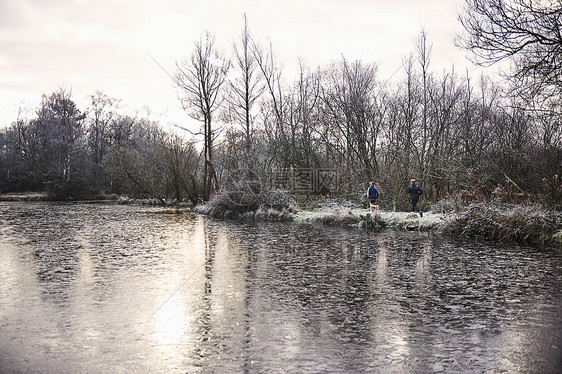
[194,188,297,221]
[195,189,561,247]
[446,202,562,246]
[196,191,444,231]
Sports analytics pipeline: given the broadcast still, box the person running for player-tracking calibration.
[367,182,379,213]
[406,178,423,217]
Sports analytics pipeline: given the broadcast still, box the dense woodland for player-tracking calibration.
[1,1,561,210]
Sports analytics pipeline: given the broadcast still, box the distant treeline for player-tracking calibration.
[0,89,201,203]
[1,27,561,208]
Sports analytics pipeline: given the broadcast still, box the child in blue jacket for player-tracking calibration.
[367,182,379,213]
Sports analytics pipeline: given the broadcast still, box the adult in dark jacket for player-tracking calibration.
[406,178,423,217]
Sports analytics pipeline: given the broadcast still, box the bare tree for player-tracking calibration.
[156,132,200,204]
[84,91,121,192]
[379,55,421,209]
[456,0,562,99]
[321,57,381,183]
[254,40,286,147]
[287,61,323,169]
[225,14,265,169]
[415,29,432,185]
[261,60,323,171]
[36,88,86,183]
[175,32,230,200]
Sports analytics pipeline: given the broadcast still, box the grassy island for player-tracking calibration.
[194,190,562,248]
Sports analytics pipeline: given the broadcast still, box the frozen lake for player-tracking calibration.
[0,202,561,373]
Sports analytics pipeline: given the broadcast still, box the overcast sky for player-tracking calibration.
[0,0,483,129]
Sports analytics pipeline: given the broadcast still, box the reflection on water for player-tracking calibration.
[0,202,561,373]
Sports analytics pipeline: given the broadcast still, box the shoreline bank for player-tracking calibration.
[1,193,560,247]
[195,201,562,248]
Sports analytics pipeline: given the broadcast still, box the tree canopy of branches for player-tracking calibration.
[225,14,264,166]
[175,32,230,200]
[456,0,562,100]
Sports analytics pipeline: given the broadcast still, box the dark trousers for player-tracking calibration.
[411,196,420,212]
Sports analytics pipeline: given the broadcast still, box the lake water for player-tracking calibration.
[0,202,561,373]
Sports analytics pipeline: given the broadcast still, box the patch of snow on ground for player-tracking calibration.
[294,207,446,230]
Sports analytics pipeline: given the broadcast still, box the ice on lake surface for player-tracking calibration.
[0,202,560,373]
